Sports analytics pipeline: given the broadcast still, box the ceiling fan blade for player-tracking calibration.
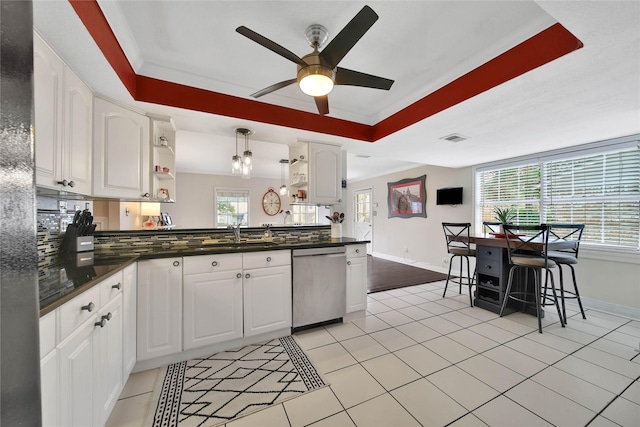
[335,67,394,90]
[250,79,297,98]
[236,26,307,67]
[314,95,329,116]
[319,5,378,68]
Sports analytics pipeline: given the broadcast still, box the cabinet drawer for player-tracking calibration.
[40,310,57,358]
[477,259,500,277]
[346,244,366,258]
[243,250,291,269]
[59,285,100,342]
[99,271,123,307]
[477,246,501,261]
[183,253,242,275]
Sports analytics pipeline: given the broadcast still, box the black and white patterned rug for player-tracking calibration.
[151,336,326,426]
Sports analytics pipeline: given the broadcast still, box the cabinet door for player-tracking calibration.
[93,97,150,199]
[309,142,342,204]
[95,294,123,426]
[243,265,292,337]
[122,263,137,378]
[40,350,59,427]
[63,68,93,195]
[34,32,64,189]
[137,258,182,361]
[346,256,368,313]
[183,270,243,350]
[58,318,97,427]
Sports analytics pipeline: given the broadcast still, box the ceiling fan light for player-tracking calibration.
[298,65,334,97]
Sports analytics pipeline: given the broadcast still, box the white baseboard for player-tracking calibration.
[369,251,454,275]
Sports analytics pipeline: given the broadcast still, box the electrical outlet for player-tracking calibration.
[58,200,67,213]
[442,257,450,266]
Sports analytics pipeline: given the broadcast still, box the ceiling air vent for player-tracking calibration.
[440,133,468,143]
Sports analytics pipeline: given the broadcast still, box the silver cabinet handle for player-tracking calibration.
[212,261,218,267]
[347,261,352,265]
[173,261,180,267]
[486,251,493,256]
[245,273,250,279]
[266,257,272,262]
[142,193,150,198]
[95,318,107,328]
[102,312,112,322]
[355,249,360,253]
[57,179,75,188]
[81,302,95,312]
[236,273,242,279]
[112,283,121,290]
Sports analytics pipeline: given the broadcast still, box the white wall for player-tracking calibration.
[162,172,292,228]
[344,164,473,269]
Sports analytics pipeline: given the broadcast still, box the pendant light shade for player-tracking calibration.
[234,128,253,178]
[279,159,289,195]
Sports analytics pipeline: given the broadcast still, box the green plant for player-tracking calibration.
[326,211,344,223]
[493,206,516,224]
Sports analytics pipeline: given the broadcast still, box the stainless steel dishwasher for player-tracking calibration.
[292,246,346,331]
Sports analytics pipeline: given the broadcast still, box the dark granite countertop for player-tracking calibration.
[39,237,367,316]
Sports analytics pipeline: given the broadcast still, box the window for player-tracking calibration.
[475,137,640,250]
[291,205,317,224]
[215,189,249,227]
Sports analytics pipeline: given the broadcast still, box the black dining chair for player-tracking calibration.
[544,223,586,323]
[500,224,565,333]
[442,223,476,306]
[482,221,503,236]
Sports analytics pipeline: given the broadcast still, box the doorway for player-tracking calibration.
[354,187,373,253]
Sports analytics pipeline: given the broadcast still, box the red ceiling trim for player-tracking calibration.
[68,0,137,97]
[135,76,373,140]
[373,23,583,140]
[69,1,582,144]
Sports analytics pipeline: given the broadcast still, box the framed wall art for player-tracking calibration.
[387,175,427,218]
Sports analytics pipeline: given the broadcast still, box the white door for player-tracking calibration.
[354,188,373,253]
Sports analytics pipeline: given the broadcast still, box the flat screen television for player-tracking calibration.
[436,187,463,205]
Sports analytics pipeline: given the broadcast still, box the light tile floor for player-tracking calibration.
[106,280,640,426]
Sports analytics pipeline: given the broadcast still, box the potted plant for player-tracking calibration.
[326,211,344,238]
[493,207,516,235]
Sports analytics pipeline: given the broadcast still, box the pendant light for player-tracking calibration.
[279,159,289,195]
[231,130,242,174]
[233,128,253,179]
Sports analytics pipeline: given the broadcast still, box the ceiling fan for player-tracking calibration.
[236,5,394,116]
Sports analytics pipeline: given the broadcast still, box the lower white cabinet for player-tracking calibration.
[40,311,58,427]
[346,244,368,313]
[137,258,183,361]
[243,251,292,337]
[183,254,244,350]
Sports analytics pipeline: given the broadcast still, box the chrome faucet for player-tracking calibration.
[233,224,241,243]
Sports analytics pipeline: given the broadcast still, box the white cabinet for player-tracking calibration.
[150,115,177,202]
[95,293,123,426]
[93,96,150,199]
[183,254,243,350]
[243,251,292,337]
[137,258,183,360]
[40,311,58,427]
[289,141,342,205]
[122,263,137,378]
[34,32,93,195]
[346,244,368,313]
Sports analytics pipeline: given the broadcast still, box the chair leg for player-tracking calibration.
[458,256,463,294]
[568,264,587,319]
[443,255,454,298]
[546,270,565,328]
[500,266,517,317]
[533,268,542,333]
[557,265,567,324]
[465,256,473,307]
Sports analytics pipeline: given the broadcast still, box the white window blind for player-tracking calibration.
[477,163,541,226]
[476,139,640,251]
[542,147,640,248]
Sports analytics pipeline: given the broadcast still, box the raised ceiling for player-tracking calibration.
[33,1,640,180]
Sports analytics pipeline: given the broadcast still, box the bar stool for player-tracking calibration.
[442,223,476,306]
[500,224,565,333]
[482,221,503,236]
[544,223,586,323]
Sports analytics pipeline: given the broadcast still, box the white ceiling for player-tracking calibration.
[33,1,640,182]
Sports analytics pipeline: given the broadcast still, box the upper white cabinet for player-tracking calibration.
[149,115,177,202]
[34,32,93,195]
[290,141,342,205]
[93,96,150,199]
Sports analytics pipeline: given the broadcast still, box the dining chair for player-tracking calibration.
[500,224,565,333]
[544,223,586,323]
[442,222,476,306]
[482,221,503,236]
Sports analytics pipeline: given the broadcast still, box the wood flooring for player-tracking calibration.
[367,255,449,293]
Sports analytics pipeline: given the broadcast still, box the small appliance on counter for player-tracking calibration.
[61,209,96,252]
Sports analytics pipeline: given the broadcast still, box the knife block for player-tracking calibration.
[62,225,94,252]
